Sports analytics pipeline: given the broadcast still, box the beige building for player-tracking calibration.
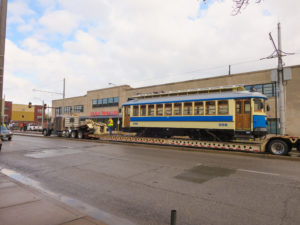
[52,65,300,136]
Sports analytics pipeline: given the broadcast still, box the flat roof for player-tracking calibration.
[123,91,267,105]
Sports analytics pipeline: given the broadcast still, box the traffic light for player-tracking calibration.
[44,104,47,109]
[28,102,32,108]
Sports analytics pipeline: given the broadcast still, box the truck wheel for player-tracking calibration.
[78,131,84,139]
[71,131,77,138]
[268,139,289,156]
[64,130,70,138]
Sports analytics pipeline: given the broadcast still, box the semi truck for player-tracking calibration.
[43,116,108,139]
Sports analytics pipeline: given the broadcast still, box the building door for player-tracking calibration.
[124,106,131,127]
[235,99,251,130]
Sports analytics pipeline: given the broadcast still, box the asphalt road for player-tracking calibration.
[0,135,300,225]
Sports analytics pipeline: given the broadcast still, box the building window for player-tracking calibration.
[64,106,72,113]
[38,109,42,114]
[267,118,280,134]
[56,107,62,115]
[244,83,276,97]
[74,105,84,113]
[92,97,119,108]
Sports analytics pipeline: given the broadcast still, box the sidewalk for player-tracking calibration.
[0,172,108,225]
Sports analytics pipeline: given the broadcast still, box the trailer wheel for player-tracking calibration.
[43,129,48,136]
[71,131,77,138]
[268,139,289,156]
[78,131,84,139]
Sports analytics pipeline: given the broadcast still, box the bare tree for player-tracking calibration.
[201,0,262,15]
[232,0,262,15]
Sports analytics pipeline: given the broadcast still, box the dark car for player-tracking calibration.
[0,125,13,141]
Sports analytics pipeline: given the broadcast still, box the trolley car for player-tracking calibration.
[122,86,268,141]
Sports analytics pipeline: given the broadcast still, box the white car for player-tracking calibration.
[27,125,42,131]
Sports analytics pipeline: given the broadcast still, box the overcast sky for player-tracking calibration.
[3,0,300,105]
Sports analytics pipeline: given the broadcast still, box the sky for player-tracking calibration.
[3,0,300,105]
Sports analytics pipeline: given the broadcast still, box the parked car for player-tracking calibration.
[27,124,42,131]
[0,126,13,141]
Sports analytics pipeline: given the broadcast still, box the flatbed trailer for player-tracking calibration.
[89,134,300,156]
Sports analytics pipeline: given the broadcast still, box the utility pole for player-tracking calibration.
[42,100,44,128]
[261,23,294,135]
[0,0,8,127]
[276,23,285,135]
[63,78,65,115]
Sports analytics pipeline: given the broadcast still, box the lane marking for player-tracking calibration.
[237,169,280,176]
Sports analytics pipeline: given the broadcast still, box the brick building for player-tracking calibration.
[4,102,45,126]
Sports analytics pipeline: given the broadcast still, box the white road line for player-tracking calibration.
[237,169,280,176]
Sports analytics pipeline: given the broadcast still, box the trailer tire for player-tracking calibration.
[43,129,48,136]
[268,139,289,156]
[71,131,77,138]
[78,131,84,139]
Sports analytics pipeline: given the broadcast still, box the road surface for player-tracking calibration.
[0,135,300,225]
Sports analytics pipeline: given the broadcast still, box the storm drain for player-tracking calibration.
[175,165,236,184]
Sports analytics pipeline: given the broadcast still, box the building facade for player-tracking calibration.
[4,102,46,126]
[52,65,300,136]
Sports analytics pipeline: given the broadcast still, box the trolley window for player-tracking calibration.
[174,103,182,115]
[245,100,251,113]
[133,105,139,116]
[156,104,163,116]
[218,100,229,115]
[194,102,204,115]
[140,105,146,116]
[206,101,216,115]
[236,101,241,114]
[165,104,172,116]
[125,106,130,116]
[254,99,264,112]
[148,105,154,116]
[184,102,193,115]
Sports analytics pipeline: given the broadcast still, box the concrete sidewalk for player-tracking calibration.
[0,172,108,225]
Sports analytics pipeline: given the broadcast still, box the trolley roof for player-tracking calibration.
[123,91,267,106]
